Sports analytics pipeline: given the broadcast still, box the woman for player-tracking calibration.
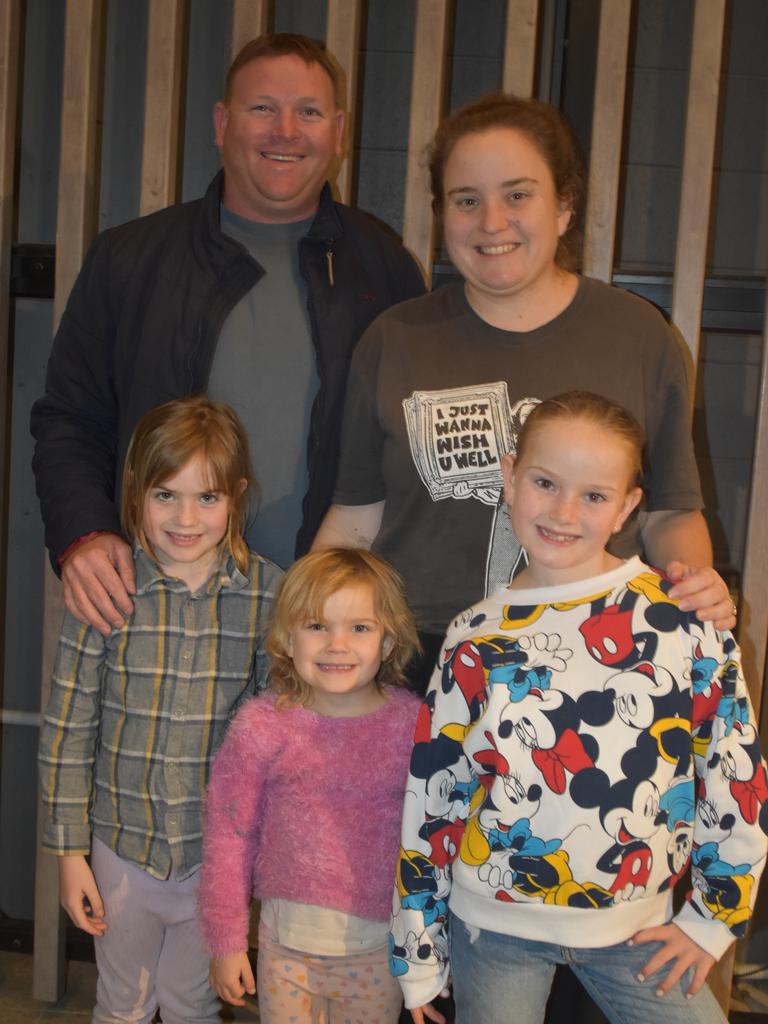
[314,93,733,690]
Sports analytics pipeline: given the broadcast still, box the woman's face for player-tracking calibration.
[442,127,572,308]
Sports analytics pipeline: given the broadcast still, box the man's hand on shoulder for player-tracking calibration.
[61,534,136,636]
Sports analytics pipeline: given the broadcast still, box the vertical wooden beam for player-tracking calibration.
[33,0,105,1002]
[740,307,768,714]
[671,0,726,362]
[581,0,631,282]
[502,0,539,97]
[326,0,362,204]
[231,0,270,58]
[139,0,187,216]
[0,0,21,616]
[403,0,451,283]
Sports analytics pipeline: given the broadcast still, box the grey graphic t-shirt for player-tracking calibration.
[334,278,702,634]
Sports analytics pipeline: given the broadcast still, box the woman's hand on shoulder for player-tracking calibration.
[630,922,715,998]
[665,561,736,631]
[209,951,256,1006]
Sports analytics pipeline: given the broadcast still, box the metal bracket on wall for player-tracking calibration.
[10,244,55,299]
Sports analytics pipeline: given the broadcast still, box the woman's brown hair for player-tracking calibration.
[429,93,585,268]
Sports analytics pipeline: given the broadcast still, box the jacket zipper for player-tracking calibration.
[325,244,335,287]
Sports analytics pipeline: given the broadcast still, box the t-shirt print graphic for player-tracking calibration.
[403,384,539,594]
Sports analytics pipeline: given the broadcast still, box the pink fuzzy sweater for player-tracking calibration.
[198,687,420,957]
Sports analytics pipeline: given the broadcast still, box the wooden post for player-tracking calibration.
[0,0,21,620]
[139,0,187,216]
[326,0,362,204]
[402,0,451,283]
[231,0,270,58]
[33,0,105,1002]
[671,0,726,362]
[581,0,631,282]
[740,297,768,714]
[502,0,539,98]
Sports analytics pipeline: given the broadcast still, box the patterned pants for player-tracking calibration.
[257,923,403,1024]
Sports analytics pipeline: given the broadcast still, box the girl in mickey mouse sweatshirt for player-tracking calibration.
[393,392,767,1024]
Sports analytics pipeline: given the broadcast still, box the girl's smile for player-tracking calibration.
[287,583,393,717]
[142,455,232,590]
[502,416,643,587]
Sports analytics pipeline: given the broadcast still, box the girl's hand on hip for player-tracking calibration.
[209,951,255,1006]
[410,1003,448,1024]
[630,922,715,998]
[58,855,107,936]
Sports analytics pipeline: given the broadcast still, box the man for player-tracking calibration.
[31,33,425,635]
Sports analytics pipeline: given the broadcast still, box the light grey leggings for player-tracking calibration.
[90,839,220,1024]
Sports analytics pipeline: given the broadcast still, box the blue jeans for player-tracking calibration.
[449,914,727,1024]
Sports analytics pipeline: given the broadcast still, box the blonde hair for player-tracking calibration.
[120,396,253,574]
[267,548,419,706]
[516,390,646,487]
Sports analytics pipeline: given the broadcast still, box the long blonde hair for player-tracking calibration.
[267,548,420,706]
[121,396,253,573]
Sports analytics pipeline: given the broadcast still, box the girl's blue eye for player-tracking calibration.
[352,623,370,633]
[154,490,173,501]
[199,492,219,505]
[306,622,324,631]
[585,492,606,504]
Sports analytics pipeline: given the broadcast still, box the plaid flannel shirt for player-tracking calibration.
[39,546,281,879]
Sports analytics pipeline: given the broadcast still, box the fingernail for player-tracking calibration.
[655,989,664,998]
[626,939,634,946]
[636,974,645,983]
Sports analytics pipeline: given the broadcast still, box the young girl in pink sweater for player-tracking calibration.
[198,547,421,1023]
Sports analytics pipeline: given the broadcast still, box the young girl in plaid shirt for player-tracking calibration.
[39,396,281,1024]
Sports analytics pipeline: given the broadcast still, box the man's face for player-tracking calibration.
[213,54,344,223]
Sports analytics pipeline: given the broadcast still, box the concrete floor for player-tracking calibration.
[0,951,259,1022]
[2,948,766,1023]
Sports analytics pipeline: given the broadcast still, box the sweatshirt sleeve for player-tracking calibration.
[676,627,768,959]
[38,613,108,854]
[390,636,479,1010]
[198,698,275,958]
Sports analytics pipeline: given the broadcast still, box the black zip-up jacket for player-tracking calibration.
[31,172,425,568]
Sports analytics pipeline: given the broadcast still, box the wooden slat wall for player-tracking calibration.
[139,0,188,216]
[0,0,20,609]
[671,0,727,363]
[581,0,632,282]
[741,303,768,715]
[17,0,764,1012]
[502,0,539,98]
[231,0,270,57]
[33,0,106,1002]
[325,0,362,204]
[402,0,451,281]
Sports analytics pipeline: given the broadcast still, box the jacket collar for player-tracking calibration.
[200,170,342,252]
